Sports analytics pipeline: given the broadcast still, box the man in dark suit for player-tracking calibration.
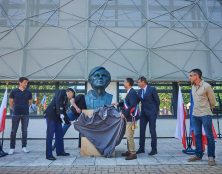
[44,89,72,160]
[114,78,139,160]
[136,76,160,156]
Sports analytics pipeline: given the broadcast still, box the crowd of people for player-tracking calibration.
[1,68,217,166]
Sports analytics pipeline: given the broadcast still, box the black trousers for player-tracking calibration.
[139,114,157,151]
[10,115,29,149]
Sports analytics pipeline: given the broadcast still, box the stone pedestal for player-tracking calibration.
[80,110,115,157]
[80,137,102,157]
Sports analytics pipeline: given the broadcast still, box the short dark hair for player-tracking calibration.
[19,77,29,83]
[125,78,134,86]
[67,87,76,93]
[189,69,202,79]
[66,88,76,97]
[138,76,148,84]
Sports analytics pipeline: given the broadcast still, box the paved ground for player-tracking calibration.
[0,138,222,173]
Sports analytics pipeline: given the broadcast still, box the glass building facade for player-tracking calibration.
[0,0,222,81]
[0,0,222,118]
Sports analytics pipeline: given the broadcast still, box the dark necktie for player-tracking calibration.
[141,89,145,99]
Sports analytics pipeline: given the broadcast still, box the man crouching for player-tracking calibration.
[45,89,73,160]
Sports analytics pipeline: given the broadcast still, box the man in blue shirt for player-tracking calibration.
[8,77,32,155]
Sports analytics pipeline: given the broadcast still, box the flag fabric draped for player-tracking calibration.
[0,89,7,133]
[189,90,217,151]
[175,86,187,149]
[34,92,39,105]
[41,95,47,110]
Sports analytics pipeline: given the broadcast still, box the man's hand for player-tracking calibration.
[70,120,76,125]
[60,114,65,119]
[112,102,118,106]
[76,108,81,114]
[120,114,125,119]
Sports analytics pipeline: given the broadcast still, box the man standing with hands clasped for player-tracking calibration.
[136,76,160,156]
[8,77,32,155]
[188,69,216,166]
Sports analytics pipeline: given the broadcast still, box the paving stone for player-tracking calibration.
[0,139,222,173]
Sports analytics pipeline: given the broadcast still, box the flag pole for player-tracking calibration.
[0,128,8,158]
[182,110,195,155]
[216,93,222,138]
[1,131,4,147]
[182,88,195,155]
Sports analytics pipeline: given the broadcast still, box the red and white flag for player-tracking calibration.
[175,86,187,149]
[0,89,7,132]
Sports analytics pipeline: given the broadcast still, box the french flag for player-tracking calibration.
[0,89,7,133]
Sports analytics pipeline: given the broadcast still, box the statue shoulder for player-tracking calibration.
[104,92,113,103]
[85,90,93,97]
[105,92,113,98]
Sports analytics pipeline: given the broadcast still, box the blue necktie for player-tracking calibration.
[141,89,145,99]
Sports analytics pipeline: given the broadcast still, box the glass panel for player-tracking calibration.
[28,0,60,26]
[89,0,144,27]
[159,92,173,116]
[0,0,25,27]
[0,81,86,116]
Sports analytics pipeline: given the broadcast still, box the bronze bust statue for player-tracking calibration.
[85,66,113,109]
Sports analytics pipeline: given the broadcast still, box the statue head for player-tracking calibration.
[88,66,111,91]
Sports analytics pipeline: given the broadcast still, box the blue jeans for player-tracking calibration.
[192,115,215,158]
[62,111,78,136]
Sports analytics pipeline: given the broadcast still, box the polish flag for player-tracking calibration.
[175,86,187,149]
[0,89,7,132]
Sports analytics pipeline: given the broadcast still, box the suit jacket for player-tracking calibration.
[45,90,69,124]
[138,86,160,117]
[119,88,139,122]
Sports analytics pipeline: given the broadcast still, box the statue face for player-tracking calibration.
[89,69,111,89]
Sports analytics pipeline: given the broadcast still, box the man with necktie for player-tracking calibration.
[113,78,139,160]
[136,76,160,156]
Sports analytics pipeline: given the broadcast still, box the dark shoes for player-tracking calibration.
[125,153,137,160]
[121,151,130,157]
[122,151,137,160]
[46,152,69,160]
[46,156,56,160]
[57,152,70,156]
[136,148,157,156]
[0,150,8,157]
[188,155,202,162]
[148,150,157,156]
[136,148,145,154]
